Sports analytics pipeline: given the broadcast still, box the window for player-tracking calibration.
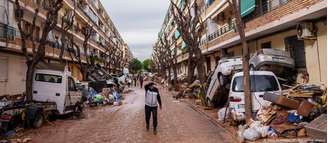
[35,74,62,83]
[261,42,272,49]
[0,57,8,82]
[68,77,76,91]
[232,75,279,92]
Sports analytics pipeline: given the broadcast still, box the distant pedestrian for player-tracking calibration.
[139,74,144,88]
[144,82,162,135]
[133,75,137,87]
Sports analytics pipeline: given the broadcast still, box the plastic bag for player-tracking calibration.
[218,107,230,121]
[243,128,261,141]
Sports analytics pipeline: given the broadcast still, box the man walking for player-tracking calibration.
[139,74,144,88]
[144,82,162,135]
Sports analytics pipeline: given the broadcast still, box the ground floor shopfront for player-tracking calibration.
[0,51,84,96]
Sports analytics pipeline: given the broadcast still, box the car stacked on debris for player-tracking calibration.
[206,49,295,108]
[206,49,327,141]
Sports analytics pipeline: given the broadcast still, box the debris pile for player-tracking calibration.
[230,84,327,141]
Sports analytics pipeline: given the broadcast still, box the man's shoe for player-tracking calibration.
[146,124,149,131]
[153,129,157,135]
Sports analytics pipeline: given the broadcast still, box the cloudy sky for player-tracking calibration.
[100,0,170,61]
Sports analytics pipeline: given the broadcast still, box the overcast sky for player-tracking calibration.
[100,0,170,61]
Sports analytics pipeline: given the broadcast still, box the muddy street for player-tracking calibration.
[24,87,235,143]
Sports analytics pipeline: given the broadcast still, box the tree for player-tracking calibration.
[143,59,152,72]
[158,33,178,86]
[128,58,143,74]
[229,0,252,121]
[15,0,63,102]
[170,0,206,84]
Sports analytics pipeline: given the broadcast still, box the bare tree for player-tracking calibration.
[229,0,252,121]
[15,0,63,102]
[76,25,94,80]
[58,2,76,62]
[170,0,206,83]
[159,33,178,86]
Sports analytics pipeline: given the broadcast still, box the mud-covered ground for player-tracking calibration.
[23,86,235,143]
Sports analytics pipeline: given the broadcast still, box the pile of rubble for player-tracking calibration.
[173,80,203,100]
[237,84,326,141]
[84,87,122,107]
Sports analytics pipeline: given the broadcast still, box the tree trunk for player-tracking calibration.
[187,58,196,83]
[232,0,252,121]
[25,61,36,102]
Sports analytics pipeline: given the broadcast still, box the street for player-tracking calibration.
[23,86,235,143]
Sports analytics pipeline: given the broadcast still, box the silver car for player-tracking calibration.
[250,48,295,70]
[250,48,296,85]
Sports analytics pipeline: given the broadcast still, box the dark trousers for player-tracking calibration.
[140,81,143,88]
[145,105,158,130]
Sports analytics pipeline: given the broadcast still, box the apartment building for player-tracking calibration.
[158,0,326,84]
[0,0,129,96]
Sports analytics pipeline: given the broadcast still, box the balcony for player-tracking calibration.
[200,19,236,46]
[0,23,16,42]
[242,0,290,22]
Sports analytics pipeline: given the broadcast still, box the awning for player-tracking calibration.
[240,0,256,17]
[181,41,186,49]
[175,30,181,39]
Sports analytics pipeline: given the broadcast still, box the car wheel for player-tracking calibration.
[73,102,84,118]
[33,112,44,128]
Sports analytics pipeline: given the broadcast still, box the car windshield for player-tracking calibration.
[35,73,62,83]
[232,75,279,92]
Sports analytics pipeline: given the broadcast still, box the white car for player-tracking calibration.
[206,57,242,107]
[229,71,282,121]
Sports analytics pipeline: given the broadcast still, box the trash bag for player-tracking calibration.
[243,128,261,141]
[237,125,246,142]
[218,107,230,121]
[287,112,303,123]
[94,94,104,103]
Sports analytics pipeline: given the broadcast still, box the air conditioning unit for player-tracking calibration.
[296,22,317,40]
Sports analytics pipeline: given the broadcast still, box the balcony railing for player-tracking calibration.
[200,19,236,46]
[0,23,16,41]
[243,0,290,22]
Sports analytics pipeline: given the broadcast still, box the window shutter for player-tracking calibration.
[0,57,8,82]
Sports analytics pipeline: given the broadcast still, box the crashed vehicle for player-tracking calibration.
[0,64,83,134]
[206,57,242,107]
[249,48,296,85]
[229,71,282,121]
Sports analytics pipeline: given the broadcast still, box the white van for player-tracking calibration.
[33,65,82,115]
[229,71,281,120]
[206,57,242,107]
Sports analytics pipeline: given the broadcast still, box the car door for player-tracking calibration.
[66,77,81,108]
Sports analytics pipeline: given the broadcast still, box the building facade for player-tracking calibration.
[157,0,326,84]
[0,0,129,96]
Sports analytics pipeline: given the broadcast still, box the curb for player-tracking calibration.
[181,99,239,142]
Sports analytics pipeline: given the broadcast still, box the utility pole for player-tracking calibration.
[231,0,252,121]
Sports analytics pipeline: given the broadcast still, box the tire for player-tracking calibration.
[32,112,44,128]
[73,103,83,118]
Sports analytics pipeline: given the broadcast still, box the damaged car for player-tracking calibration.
[206,57,243,107]
[249,48,296,85]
